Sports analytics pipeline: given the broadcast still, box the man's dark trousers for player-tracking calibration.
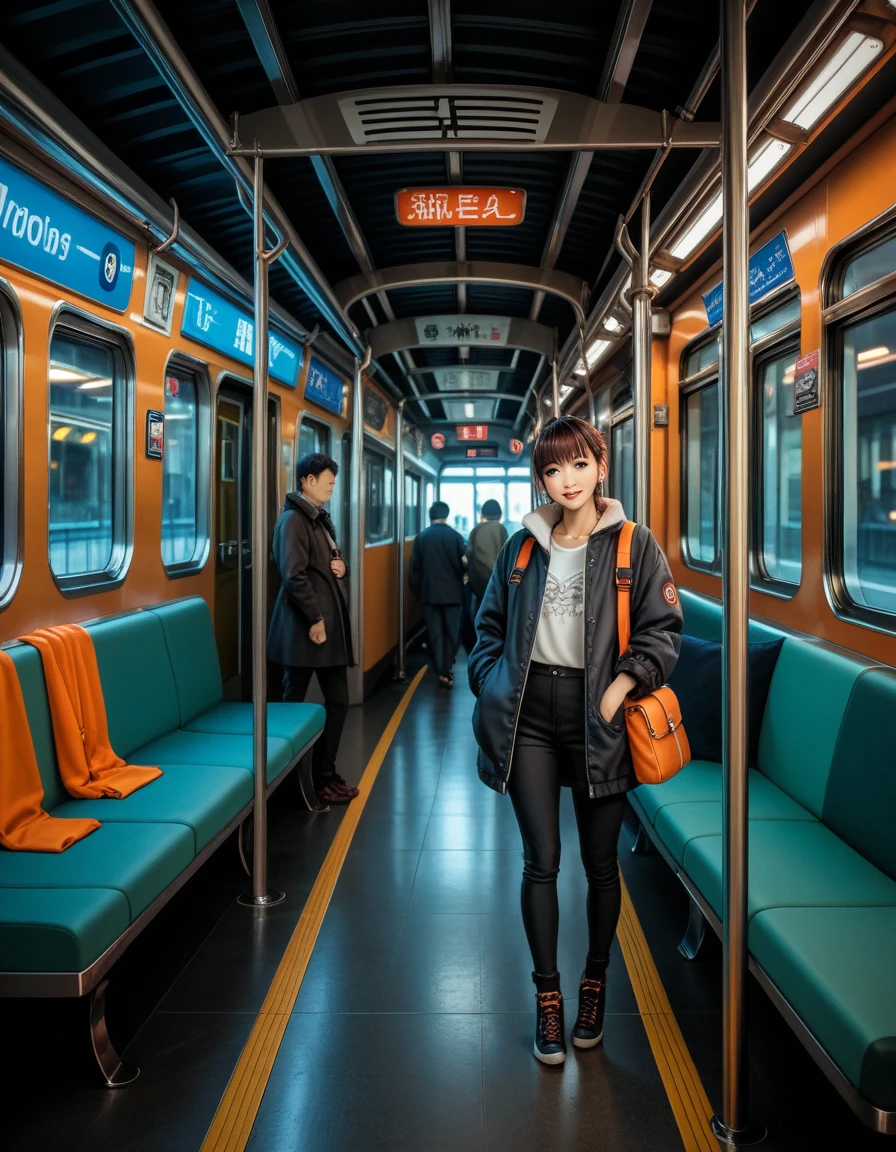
[283,665,349,787]
[422,604,461,677]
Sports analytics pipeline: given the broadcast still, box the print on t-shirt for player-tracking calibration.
[541,571,584,620]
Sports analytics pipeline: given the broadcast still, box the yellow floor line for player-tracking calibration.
[617,872,717,1152]
[200,666,427,1152]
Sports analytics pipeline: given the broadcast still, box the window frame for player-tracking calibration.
[404,469,422,539]
[364,443,395,546]
[47,304,134,597]
[161,351,212,578]
[823,210,896,633]
[751,330,803,597]
[295,412,333,462]
[0,278,23,611]
[678,288,803,579]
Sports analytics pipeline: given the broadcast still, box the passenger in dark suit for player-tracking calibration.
[267,453,358,805]
[409,501,467,688]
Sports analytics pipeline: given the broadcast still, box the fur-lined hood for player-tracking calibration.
[521,498,627,553]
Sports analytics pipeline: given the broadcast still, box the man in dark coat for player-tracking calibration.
[267,453,357,805]
[409,501,466,688]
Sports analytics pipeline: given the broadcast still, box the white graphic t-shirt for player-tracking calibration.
[531,539,587,668]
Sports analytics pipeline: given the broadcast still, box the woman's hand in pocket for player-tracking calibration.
[599,673,638,723]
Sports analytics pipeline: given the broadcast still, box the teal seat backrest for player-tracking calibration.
[88,612,181,758]
[5,645,68,811]
[757,639,870,818]
[150,598,223,725]
[678,589,721,641]
[823,668,896,881]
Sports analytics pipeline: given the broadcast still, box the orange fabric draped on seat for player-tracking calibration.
[19,624,162,799]
[0,649,100,852]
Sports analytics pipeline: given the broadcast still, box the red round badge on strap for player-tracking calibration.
[663,583,678,606]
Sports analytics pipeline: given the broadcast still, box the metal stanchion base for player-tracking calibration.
[237,889,286,908]
[710,1116,767,1146]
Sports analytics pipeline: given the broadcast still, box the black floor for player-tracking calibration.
[4,656,894,1151]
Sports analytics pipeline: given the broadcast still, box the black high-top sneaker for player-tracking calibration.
[572,971,606,1048]
[532,972,566,1065]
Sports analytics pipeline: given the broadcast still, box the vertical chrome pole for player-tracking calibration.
[240,151,284,909]
[396,399,408,681]
[712,0,765,1143]
[632,193,652,527]
[347,350,369,706]
[551,357,560,415]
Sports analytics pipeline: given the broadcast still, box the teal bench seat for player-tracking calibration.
[629,588,896,1128]
[0,596,326,1085]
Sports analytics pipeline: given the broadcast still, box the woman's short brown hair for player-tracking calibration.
[532,416,609,514]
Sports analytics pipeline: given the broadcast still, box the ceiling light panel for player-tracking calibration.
[781,32,884,131]
[670,194,723,260]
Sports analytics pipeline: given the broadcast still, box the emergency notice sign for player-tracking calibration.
[396,187,525,227]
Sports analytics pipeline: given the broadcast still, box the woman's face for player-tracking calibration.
[540,450,607,511]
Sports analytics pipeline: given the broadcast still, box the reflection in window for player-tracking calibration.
[684,384,720,568]
[610,418,634,518]
[842,236,896,298]
[162,370,200,569]
[686,340,720,378]
[405,473,421,536]
[365,450,394,544]
[760,354,802,584]
[842,309,896,614]
[298,416,330,461]
[49,334,118,578]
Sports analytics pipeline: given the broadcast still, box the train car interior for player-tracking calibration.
[0,1,895,1149]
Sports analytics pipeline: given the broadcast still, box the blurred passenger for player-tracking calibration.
[466,498,509,607]
[409,501,466,688]
[267,453,358,806]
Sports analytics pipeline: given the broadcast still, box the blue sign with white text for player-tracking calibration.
[181,279,303,387]
[0,155,134,311]
[702,231,795,327]
[304,356,344,416]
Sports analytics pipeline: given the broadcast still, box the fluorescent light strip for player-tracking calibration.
[782,32,884,131]
[650,269,672,287]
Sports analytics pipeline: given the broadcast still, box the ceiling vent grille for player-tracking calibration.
[339,88,558,145]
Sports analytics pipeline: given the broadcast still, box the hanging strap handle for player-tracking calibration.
[509,536,535,585]
[615,521,636,656]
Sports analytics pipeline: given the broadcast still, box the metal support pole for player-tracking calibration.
[551,357,560,415]
[347,348,371,706]
[396,398,408,682]
[631,192,653,526]
[239,152,286,909]
[711,0,765,1144]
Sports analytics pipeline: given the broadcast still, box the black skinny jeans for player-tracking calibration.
[507,663,626,977]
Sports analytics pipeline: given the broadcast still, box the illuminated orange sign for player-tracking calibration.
[396,187,525,227]
[457,425,488,441]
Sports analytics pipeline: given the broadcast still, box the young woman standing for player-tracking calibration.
[468,416,682,1065]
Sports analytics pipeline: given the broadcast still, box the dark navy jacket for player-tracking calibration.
[409,522,466,606]
[467,500,682,800]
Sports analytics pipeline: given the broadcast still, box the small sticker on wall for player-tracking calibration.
[662,582,679,606]
[146,409,164,459]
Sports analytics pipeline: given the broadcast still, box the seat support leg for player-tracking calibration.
[297,751,328,812]
[90,978,139,1087]
[678,896,707,961]
[631,822,657,855]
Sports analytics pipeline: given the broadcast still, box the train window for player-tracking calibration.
[48,319,131,592]
[840,308,896,615]
[425,480,435,514]
[0,285,22,609]
[686,341,720,377]
[842,236,896,298]
[757,349,802,586]
[683,382,721,571]
[162,365,210,574]
[610,417,635,518]
[750,297,801,344]
[365,449,394,544]
[405,473,421,537]
[298,415,331,460]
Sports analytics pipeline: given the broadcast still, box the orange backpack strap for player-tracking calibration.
[615,521,636,656]
[509,536,535,585]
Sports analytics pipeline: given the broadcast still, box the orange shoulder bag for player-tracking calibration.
[616,522,690,785]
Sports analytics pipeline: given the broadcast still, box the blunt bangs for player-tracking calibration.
[532,417,607,480]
